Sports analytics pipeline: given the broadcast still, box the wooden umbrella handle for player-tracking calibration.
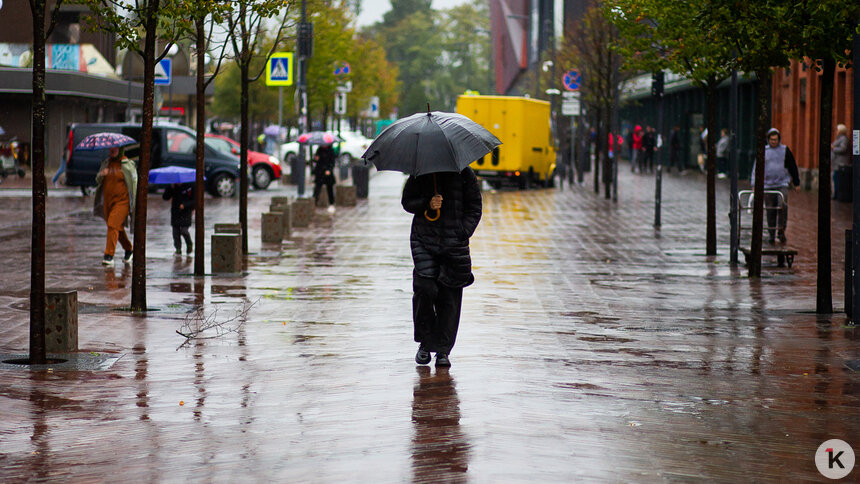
[424,173,440,221]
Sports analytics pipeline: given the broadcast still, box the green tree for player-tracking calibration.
[348,33,400,122]
[305,1,356,128]
[608,0,737,255]
[785,1,859,313]
[28,0,65,364]
[558,5,621,198]
[225,0,292,254]
[433,1,492,109]
[182,0,231,276]
[80,0,186,311]
[377,2,442,115]
[704,1,792,278]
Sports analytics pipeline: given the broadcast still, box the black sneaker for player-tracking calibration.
[123,250,133,264]
[186,242,193,255]
[101,254,113,265]
[415,345,431,365]
[174,249,182,255]
[435,353,451,367]
[778,233,787,244]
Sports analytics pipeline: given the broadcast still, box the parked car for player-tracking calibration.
[205,133,281,189]
[280,130,372,165]
[65,122,241,197]
[335,130,373,166]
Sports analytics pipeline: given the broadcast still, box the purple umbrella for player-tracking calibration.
[148,166,200,185]
[75,132,137,151]
[263,125,281,137]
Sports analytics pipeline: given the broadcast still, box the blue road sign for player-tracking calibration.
[563,70,581,92]
[266,53,294,86]
[334,62,350,75]
[154,58,172,86]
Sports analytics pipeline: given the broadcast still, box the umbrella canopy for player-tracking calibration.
[297,131,343,145]
[76,132,137,151]
[148,166,200,185]
[263,125,281,137]
[361,111,501,176]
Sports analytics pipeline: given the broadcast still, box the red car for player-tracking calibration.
[205,133,282,189]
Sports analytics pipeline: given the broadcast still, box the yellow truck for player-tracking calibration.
[455,94,556,189]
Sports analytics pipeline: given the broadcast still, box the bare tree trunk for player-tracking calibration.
[240,58,250,255]
[603,108,612,199]
[29,0,47,364]
[705,83,717,256]
[817,56,835,313]
[749,69,771,278]
[194,17,206,276]
[130,0,160,311]
[593,107,601,194]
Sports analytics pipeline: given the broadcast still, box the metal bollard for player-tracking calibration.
[847,229,853,319]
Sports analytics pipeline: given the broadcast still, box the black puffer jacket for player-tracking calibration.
[401,168,482,288]
[162,183,196,227]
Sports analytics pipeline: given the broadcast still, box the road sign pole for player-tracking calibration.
[277,86,283,162]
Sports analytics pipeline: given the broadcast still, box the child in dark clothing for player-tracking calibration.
[162,183,196,254]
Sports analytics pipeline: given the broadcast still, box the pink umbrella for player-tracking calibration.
[296,131,344,145]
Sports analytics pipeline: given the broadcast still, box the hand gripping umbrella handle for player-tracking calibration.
[424,173,440,221]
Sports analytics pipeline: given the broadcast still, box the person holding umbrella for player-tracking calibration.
[91,140,137,265]
[312,143,336,211]
[163,183,196,255]
[364,108,500,367]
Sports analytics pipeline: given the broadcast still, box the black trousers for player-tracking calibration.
[413,275,463,355]
[172,225,192,251]
[313,175,335,206]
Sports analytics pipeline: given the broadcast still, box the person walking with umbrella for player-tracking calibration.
[88,134,137,265]
[163,182,196,255]
[363,108,500,367]
[313,143,336,210]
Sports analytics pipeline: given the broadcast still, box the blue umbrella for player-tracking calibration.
[76,132,137,151]
[148,166,200,185]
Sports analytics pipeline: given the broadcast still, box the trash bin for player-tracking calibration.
[836,165,852,203]
[352,163,369,199]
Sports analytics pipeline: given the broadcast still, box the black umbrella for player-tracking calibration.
[361,110,501,177]
[362,108,501,221]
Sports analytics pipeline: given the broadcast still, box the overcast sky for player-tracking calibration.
[355,0,471,27]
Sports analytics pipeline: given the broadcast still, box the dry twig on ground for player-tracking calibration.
[176,298,258,348]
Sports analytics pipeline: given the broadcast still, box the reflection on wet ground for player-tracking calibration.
[0,170,857,481]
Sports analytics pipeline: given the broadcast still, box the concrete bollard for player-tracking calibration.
[214,223,242,235]
[261,212,284,243]
[271,196,290,207]
[335,185,357,206]
[211,233,242,273]
[270,202,292,238]
[291,197,314,227]
[316,189,329,207]
[45,290,78,353]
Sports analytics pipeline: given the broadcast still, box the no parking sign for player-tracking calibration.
[563,70,581,92]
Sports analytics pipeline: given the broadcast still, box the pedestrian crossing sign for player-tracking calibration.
[266,52,294,86]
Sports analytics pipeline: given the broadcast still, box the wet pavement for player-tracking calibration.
[0,166,858,482]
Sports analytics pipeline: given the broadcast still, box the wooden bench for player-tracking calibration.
[739,246,797,268]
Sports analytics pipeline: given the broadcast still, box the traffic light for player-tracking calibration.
[651,71,664,98]
[298,22,313,57]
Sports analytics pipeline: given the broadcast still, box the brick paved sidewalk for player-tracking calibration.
[0,166,857,482]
